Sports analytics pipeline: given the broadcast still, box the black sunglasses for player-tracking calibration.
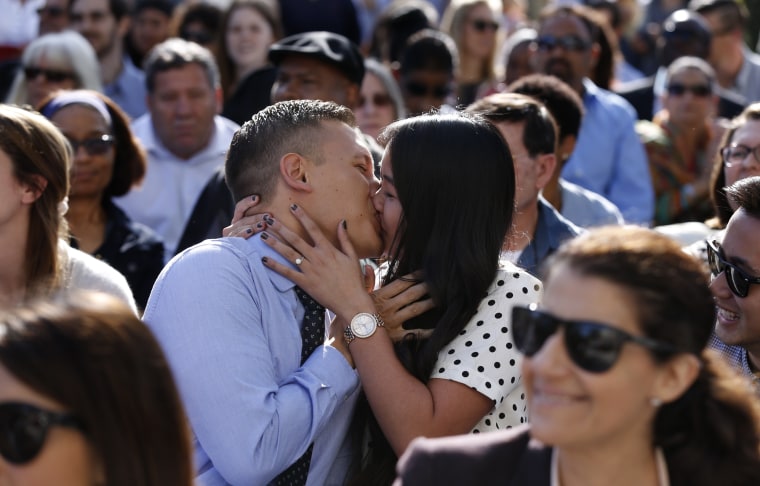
[532,35,591,52]
[471,19,499,32]
[721,144,760,168]
[707,240,760,298]
[0,402,85,465]
[37,6,66,17]
[666,83,711,97]
[67,134,115,156]
[24,66,75,83]
[359,93,393,107]
[512,305,676,373]
[404,81,452,98]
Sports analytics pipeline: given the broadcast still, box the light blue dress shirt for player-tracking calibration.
[104,56,147,120]
[561,78,655,225]
[558,178,624,228]
[144,235,361,486]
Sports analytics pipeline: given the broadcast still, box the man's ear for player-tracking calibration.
[651,353,701,405]
[117,15,131,39]
[280,153,313,193]
[588,42,601,71]
[214,86,223,114]
[21,175,48,204]
[557,135,576,167]
[535,153,557,190]
[346,83,360,110]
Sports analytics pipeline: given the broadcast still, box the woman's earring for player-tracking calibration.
[650,397,663,408]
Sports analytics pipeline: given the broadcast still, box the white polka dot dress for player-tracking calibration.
[432,262,542,433]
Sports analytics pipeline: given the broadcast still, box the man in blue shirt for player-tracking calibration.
[70,0,147,118]
[530,4,654,225]
[144,100,383,485]
[467,93,583,277]
[709,176,760,396]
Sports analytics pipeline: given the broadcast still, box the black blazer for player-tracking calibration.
[394,425,551,486]
[615,76,746,121]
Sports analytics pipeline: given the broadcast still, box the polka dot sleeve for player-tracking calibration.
[431,263,543,432]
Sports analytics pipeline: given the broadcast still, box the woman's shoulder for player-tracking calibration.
[396,425,551,485]
[60,242,138,313]
[493,262,543,294]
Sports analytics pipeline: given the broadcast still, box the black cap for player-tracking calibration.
[268,31,365,85]
[688,0,737,14]
[662,9,710,41]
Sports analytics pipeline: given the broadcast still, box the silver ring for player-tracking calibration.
[294,257,303,266]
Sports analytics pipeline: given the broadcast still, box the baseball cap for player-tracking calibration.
[268,31,365,85]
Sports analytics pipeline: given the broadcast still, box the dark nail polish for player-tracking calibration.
[255,222,263,229]
[261,256,268,263]
[261,232,269,240]
[246,228,253,234]
[290,203,298,211]
[251,195,258,202]
[342,220,347,230]
[264,215,274,225]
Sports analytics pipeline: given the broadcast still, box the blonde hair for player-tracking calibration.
[5,31,103,106]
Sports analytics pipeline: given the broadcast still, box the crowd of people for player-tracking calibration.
[2,0,760,484]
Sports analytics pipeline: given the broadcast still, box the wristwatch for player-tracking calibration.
[344,312,384,345]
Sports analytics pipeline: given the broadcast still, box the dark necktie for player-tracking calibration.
[271,287,325,486]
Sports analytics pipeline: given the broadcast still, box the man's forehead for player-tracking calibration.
[72,0,110,13]
[724,210,760,270]
[278,55,350,80]
[540,14,592,38]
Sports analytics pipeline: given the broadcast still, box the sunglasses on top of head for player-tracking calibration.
[707,240,760,298]
[0,402,85,465]
[511,305,676,373]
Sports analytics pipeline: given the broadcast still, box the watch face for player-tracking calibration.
[351,313,377,338]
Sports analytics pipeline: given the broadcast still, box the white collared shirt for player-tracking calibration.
[114,114,239,262]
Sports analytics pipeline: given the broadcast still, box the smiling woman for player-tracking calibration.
[395,226,760,486]
[39,90,164,310]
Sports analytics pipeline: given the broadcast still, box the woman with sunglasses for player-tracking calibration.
[637,56,722,226]
[5,31,102,108]
[0,290,194,485]
[355,58,407,144]
[39,90,164,311]
[441,0,501,106]
[395,225,760,486]
[258,112,542,485]
[0,104,135,310]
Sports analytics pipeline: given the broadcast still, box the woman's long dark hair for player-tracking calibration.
[349,112,516,484]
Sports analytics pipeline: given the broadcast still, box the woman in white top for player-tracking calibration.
[0,105,135,311]
[260,112,542,484]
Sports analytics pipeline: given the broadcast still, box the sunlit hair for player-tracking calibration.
[5,31,102,106]
[225,99,355,202]
[0,105,70,295]
[0,291,194,486]
[543,226,760,486]
[710,102,760,228]
[665,56,716,94]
